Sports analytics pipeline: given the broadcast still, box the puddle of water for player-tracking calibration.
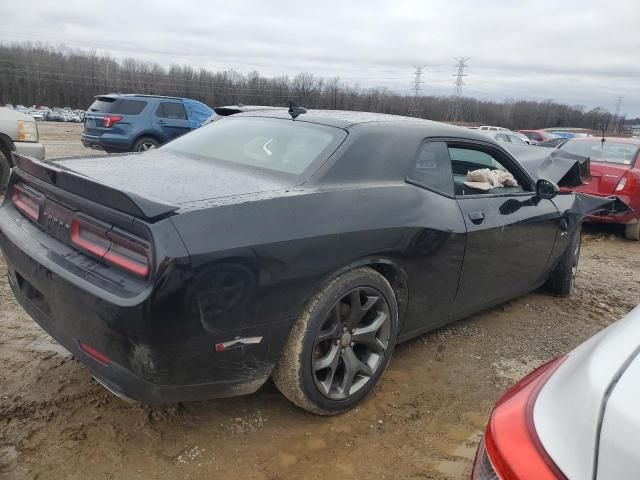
[278,452,298,467]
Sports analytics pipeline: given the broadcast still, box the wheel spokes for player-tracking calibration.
[351,311,388,352]
[339,346,373,398]
[316,321,341,344]
[313,344,341,395]
[344,290,379,329]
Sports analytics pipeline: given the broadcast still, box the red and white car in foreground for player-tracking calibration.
[472,305,640,479]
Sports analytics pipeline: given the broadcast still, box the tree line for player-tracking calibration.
[0,42,626,131]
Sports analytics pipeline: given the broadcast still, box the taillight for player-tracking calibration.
[103,115,122,128]
[472,356,568,480]
[11,183,43,221]
[70,216,151,277]
[615,171,639,195]
[104,229,151,277]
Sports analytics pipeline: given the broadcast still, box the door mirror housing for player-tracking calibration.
[536,179,559,200]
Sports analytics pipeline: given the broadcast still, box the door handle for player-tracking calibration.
[468,212,485,224]
[158,120,166,124]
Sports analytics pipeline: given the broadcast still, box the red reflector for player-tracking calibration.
[215,343,225,352]
[12,183,42,221]
[478,356,568,480]
[103,115,122,128]
[79,342,111,366]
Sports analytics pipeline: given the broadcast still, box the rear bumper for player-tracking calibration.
[0,201,290,405]
[6,274,268,404]
[81,133,131,153]
[14,141,45,160]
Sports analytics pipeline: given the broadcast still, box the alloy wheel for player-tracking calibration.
[311,287,391,400]
[138,142,157,152]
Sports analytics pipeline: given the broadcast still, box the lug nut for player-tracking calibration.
[335,340,340,345]
[350,342,354,347]
[343,327,347,332]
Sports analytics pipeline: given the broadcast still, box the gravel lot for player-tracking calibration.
[1,123,638,479]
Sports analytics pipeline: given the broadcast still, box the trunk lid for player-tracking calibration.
[14,151,295,218]
[574,161,630,195]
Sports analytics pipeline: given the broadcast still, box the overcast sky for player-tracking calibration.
[1,0,639,116]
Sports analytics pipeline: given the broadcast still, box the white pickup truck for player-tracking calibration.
[0,107,45,191]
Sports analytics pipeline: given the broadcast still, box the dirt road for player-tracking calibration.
[1,124,638,479]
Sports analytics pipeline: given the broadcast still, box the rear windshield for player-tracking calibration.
[163,117,347,175]
[88,97,147,115]
[559,140,639,166]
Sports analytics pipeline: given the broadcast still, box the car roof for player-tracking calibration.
[234,108,471,131]
[567,136,640,145]
[96,93,184,101]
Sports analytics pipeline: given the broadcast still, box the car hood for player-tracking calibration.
[508,145,630,221]
[55,150,297,207]
[507,144,590,187]
[0,106,37,122]
[533,305,640,480]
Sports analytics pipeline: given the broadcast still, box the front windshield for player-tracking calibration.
[164,116,347,175]
[559,140,639,166]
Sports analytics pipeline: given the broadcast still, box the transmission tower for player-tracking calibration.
[407,65,426,117]
[447,57,470,122]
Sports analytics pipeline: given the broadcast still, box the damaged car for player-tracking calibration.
[0,108,622,415]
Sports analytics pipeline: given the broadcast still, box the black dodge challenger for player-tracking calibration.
[0,109,614,415]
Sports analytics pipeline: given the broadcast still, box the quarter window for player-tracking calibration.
[407,141,454,196]
[156,102,187,120]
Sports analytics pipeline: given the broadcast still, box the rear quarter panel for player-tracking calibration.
[170,183,466,341]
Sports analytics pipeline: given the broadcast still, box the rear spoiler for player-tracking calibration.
[12,153,179,220]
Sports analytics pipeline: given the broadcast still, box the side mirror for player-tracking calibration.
[536,179,559,200]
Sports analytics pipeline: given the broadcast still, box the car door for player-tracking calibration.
[449,141,561,316]
[400,140,467,334]
[153,101,191,142]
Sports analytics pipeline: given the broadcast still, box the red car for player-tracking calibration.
[518,129,558,144]
[557,136,640,240]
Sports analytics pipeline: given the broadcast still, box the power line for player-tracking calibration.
[407,65,426,117]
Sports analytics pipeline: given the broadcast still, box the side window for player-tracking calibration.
[494,134,509,143]
[531,132,543,141]
[508,135,526,145]
[110,99,147,115]
[407,141,454,196]
[156,102,187,120]
[449,146,528,195]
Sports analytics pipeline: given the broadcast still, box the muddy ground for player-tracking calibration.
[0,123,638,479]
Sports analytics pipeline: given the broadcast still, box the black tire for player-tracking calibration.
[546,227,581,297]
[0,147,10,194]
[272,267,398,415]
[625,223,640,241]
[132,137,160,152]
